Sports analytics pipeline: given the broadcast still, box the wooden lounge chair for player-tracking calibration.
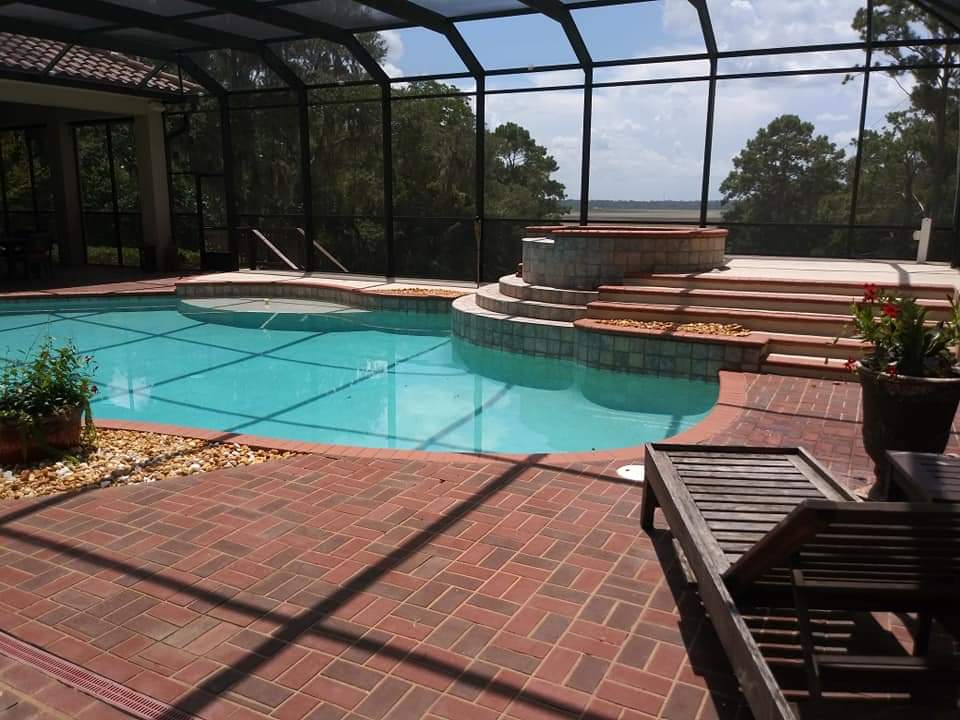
[641,444,959,720]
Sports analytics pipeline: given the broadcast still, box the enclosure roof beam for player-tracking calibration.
[0,67,183,99]
[137,63,164,89]
[0,17,178,62]
[913,0,960,34]
[687,0,718,59]
[177,53,226,97]
[259,45,304,90]
[13,0,259,53]
[518,0,592,68]
[187,0,388,84]
[351,0,484,77]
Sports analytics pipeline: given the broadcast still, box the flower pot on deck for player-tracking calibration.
[0,405,84,464]
[858,365,960,466]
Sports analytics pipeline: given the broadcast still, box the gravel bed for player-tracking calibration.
[368,288,468,298]
[595,318,751,336]
[0,429,298,501]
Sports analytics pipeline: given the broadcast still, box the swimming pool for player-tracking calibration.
[0,296,718,454]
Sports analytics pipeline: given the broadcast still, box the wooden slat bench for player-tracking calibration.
[641,444,960,720]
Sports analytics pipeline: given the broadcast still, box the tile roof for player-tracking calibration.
[0,32,189,94]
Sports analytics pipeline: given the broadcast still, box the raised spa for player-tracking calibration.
[522,224,728,290]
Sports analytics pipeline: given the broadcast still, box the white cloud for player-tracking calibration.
[379,29,405,78]
[380,29,404,63]
[371,2,919,202]
[817,112,851,123]
[830,129,859,148]
[710,0,864,52]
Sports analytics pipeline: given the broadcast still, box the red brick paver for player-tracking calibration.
[0,453,740,719]
[0,268,192,300]
[0,373,955,719]
[708,373,960,495]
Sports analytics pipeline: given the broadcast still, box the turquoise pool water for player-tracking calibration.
[0,297,718,454]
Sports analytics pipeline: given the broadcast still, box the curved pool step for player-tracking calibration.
[475,283,586,322]
[499,274,598,306]
[452,294,576,358]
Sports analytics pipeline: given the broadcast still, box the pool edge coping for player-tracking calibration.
[2,285,745,464]
[92,371,745,466]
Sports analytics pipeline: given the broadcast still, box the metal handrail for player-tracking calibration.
[249,227,299,270]
[296,227,349,273]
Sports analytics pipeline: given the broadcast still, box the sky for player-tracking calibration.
[372,0,927,202]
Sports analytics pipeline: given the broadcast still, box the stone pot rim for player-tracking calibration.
[0,404,84,428]
[855,361,960,384]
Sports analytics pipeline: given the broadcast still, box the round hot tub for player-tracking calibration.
[522,224,728,290]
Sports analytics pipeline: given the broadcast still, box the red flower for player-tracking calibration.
[863,283,878,302]
[843,356,857,370]
[885,364,898,378]
[881,302,898,318]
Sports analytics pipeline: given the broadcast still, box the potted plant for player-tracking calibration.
[0,337,97,463]
[844,283,960,467]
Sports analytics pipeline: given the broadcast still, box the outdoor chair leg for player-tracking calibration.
[640,478,658,530]
[791,566,823,700]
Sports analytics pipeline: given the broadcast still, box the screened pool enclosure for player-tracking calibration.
[2,0,960,282]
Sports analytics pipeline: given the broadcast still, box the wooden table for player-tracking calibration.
[884,451,960,502]
[882,451,960,656]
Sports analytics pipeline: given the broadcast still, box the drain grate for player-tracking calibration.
[0,630,199,720]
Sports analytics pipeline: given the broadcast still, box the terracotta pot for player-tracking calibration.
[858,365,960,467]
[0,406,84,464]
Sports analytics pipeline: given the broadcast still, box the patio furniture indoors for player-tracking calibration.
[641,443,960,720]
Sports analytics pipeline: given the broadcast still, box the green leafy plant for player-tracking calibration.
[0,337,98,436]
[843,283,960,377]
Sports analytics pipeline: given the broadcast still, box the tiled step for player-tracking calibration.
[476,284,585,322]
[625,273,956,301]
[597,285,953,319]
[452,294,575,357]
[762,353,855,381]
[499,274,597,306]
[587,301,853,336]
[761,333,869,361]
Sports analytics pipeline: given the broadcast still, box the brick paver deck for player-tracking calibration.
[0,375,956,719]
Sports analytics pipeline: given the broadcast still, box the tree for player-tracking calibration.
[719,115,848,256]
[167,36,566,278]
[720,115,846,224]
[855,122,925,228]
[852,1,959,225]
[486,122,566,218]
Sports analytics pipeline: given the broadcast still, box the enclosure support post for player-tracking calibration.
[953,166,960,266]
[104,123,122,266]
[699,58,717,228]
[848,0,873,257]
[218,98,239,270]
[179,55,238,270]
[0,129,8,237]
[297,88,314,272]
[580,68,593,227]
[954,82,960,265]
[260,46,314,272]
[689,0,718,228]
[382,83,395,279]
[476,75,486,285]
